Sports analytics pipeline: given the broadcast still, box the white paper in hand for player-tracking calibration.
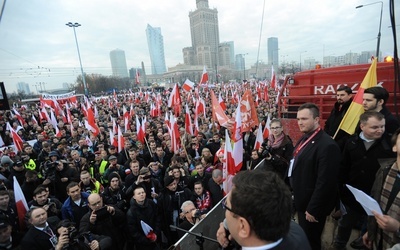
[346,184,383,216]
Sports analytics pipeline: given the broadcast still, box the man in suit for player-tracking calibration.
[20,207,59,249]
[216,170,311,250]
[208,169,224,207]
[290,103,342,250]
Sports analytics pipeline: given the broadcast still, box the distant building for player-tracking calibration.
[267,37,279,70]
[146,24,167,75]
[110,49,129,78]
[219,41,234,67]
[17,82,30,94]
[185,0,219,68]
[235,54,245,71]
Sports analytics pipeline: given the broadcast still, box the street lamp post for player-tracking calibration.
[241,53,248,82]
[356,1,383,60]
[299,51,307,71]
[66,22,88,96]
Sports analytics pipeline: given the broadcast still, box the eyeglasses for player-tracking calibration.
[221,197,235,214]
[270,126,282,130]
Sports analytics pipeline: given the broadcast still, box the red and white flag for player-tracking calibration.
[31,114,38,125]
[211,90,230,128]
[182,79,195,92]
[118,125,124,152]
[222,130,235,194]
[7,122,23,152]
[13,176,28,230]
[136,116,145,144]
[185,104,193,135]
[12,108,26,126]
[135,69,140,84]
[140,220,157,242]
[270,66,276,90]
[254,123,264,150]
[0,135,4,147]
[218,92,226,111]
[263,116,271,139]
[167,83,181,116]
[199,65,208,84]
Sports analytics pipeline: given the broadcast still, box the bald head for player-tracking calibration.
[88,193,103,211]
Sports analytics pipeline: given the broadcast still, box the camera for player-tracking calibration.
[143,175,152,180]
[260,142,271,158]
[193,210,202,219]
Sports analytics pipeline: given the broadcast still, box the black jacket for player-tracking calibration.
[127,199,160,250]
[290,129,341,218]
[339,134,395,213]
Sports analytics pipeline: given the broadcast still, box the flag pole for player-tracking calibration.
[144,136,153,158]
[180,134,191,164]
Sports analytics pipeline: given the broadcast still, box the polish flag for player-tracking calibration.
[49,109,58,129]
[13,176,28,230]
[86,105,100,136]
[31,114,38,125]
[140,220,157,242]
[168,83,181,116]
[85,135,93,147]
[211,90,230,128]
[109,129,115,147]
[182,79,195,92]
[118,125,124,152]
[218,92,226,111]
[164,112,170,129]
[185,104,193,135]
[150,103,158,117]
[13,108,26,126]
[195,98,206,117]
[222,130,235,194]
[199,65,208,84]
[136,116,145,144]
[135,69,140,84]
[130,103,135,117]
[0,135,4,147]
[263,116,271,139]
[254,123,264,150]
[123,106,130,131]
[270,66,276,90]
[231,104,242,142]
[169,114,180,153]
[55,125,62,138]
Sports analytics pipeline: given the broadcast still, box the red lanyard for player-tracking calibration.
[293,127,321,157]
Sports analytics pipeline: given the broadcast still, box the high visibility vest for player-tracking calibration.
[99,160,109,184]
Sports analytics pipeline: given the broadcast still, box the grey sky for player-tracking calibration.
[0,0,398,93]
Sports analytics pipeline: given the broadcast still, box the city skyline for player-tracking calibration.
[0,0,398,93]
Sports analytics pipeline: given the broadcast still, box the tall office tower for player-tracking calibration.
[219,41,234,67]
[17,82,30,94]
[188,0,219,68]
[267,37,279,68]
[110,49,129,78]
[235,54,245,71]
[146,24,167,74]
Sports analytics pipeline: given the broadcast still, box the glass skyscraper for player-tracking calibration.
[146,24,167,75]
[110,49,129,78]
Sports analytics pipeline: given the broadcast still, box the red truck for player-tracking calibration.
[278,61,399,142]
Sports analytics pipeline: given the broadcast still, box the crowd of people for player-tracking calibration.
[0,82,398,250]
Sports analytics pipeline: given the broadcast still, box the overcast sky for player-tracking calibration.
[0,0,399,93]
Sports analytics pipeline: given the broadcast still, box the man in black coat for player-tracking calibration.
[290,103,341,250]
[332,111,396,249]
[207,169,224,207]
[20,207,59,249]
[80,193,126,250]
[216,170,311,250]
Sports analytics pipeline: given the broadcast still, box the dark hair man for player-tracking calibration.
[61,182,89,229]
[290,103,341,250]
[217,170,311,249]
[362,86,400,143]
[324,86,353,143]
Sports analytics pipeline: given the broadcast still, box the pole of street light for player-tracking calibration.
[299,51,307,71]
[241,53,248,82]
[66,22,88,96]
[356,1,383,60]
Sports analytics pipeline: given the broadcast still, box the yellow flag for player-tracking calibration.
[334,58,377,137]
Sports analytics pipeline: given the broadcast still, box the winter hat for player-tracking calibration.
[0,155,13,166]
[164,176,175,187]
[108,172,120,183]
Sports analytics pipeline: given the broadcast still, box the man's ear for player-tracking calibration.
[237,217,251,239]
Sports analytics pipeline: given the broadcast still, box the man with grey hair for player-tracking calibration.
[208,169,224,207]
[178,200,201,238]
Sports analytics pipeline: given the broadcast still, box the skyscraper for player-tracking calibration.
[17,82,30,94]
[267,37,279,68]
[186,0,219,68]
[146,24,167,75]
[109,49,129,78]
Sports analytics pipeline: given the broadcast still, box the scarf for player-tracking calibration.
[268,132,285,149]
[379,162,400,248]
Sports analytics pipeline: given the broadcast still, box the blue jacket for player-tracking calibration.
[61,192,90,221]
